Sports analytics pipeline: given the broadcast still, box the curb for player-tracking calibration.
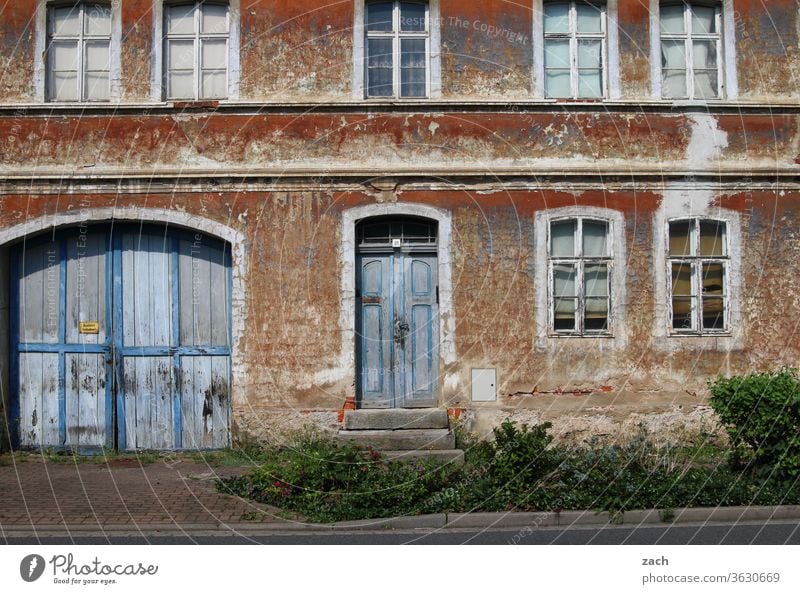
[3,505,800,536]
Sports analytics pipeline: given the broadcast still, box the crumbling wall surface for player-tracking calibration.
[734,0,800,100]
[0,1,36,102]
[239,0,353,100]
[120,0,154,102]
[617,0,651,99]
[439,0,533,98]
[0,110,797,175]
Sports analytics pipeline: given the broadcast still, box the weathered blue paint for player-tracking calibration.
[8,247,20,449]
[171,238,182,450]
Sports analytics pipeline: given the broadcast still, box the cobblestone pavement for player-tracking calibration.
[0,454,281,531]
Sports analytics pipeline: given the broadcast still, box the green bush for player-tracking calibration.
[708,369,800,480]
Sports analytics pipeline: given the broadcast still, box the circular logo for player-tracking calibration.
[20,554,46,583]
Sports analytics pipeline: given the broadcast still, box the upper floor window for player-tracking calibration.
[544,1,606,99]
[365,1,429,98]
[549,218,612,335]
[46,3,111,102]
[668,218,728,333]
[660,2,721,99]
[164,2,229,100]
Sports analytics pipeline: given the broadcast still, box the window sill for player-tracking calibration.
[668,332,732,338]
[548,333,615,339]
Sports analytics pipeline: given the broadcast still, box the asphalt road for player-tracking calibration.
[3,521,800,545]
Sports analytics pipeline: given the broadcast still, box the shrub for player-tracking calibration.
[708,369,800,481]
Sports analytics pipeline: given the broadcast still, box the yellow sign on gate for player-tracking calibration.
[79,321,100,334]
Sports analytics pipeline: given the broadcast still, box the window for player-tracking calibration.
[365,1,429,98]
[46,3,112,101]
[543,1,606,99]
[667,218,728,333]
[164,2,229,100]
[660,2,721,99]
[549,218,612,334]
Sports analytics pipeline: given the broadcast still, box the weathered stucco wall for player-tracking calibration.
[1,1,800,102]
[1,186,798,445]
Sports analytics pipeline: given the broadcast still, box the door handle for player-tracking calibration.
[394,319,410,347]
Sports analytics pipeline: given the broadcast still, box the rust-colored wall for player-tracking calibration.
[734,0,800,99]
[617,0,651,99]
[440,0,533,98]
[239,0,353,100]
[121,0,154,101]
[0,1,36,102]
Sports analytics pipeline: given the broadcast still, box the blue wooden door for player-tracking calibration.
[11,225,231,451]
[357,251,438,408]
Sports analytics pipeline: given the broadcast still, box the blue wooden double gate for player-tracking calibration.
[10,225,232,451]
[356,250,439,408]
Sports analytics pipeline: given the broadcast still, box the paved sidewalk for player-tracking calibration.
[0,455,286,531]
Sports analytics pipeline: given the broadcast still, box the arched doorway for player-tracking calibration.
[355,216,439,409]
[9,223,232,451]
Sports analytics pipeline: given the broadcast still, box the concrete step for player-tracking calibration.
[336,429,455,451]
[344,409,449,431]
[381,449,465,466]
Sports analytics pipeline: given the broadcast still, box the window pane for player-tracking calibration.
[585,264,608,297]
[401,67,426,97]
[553,264,576,297]
[672,297,695,330]
[51,41,79,71]
[401,38,425,67]
[168,71,194,98]
[202,39,227,69]
[84,71,110,100]
[671,262,694,296]
[168,4,196,35]
[201,70,227,98]
[544,2,570,34]
[545,39,570,69]
[201,4,229,34]
[699,221,726,256]
[367,38,393,96]
[663,70,687,97]
[367,2,394,32]
[702,298,725,330]
[84,4,112,36]
[53,6,81,36]
[576,3,602,33]
[669,220,693,256]
[546,70,572,98]
[578,71,602,97]
[584,298,608,331]
[662,40,686,68]
[578,40,601,69]
[691,5,717,35]
[554,299,577,331]
[169,39,194,69]
[400,2,426,32]
[660,4,685,34]
[694,70,718,99]
[52,71,79,101]
[583,221,608,256]
[702,263,724,295]
[85,41,110,71]
[693,40,717,69]
[551,220,576,257]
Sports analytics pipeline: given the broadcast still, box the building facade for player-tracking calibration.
[1,0,799,450]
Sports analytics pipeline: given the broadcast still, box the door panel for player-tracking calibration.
[357,255,393,408]
[18,352,60,447]
[122,233,172,348]
[65,353,106,448]
[357,251,438,408]
[66,232,107,345]
[18,241,60,344]
[402,255,438,407]
[180,356,231,449]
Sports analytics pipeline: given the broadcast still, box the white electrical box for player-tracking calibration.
[471,368,497,402]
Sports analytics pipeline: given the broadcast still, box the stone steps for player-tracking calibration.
[336,428,455,451]
[343,409,449,430]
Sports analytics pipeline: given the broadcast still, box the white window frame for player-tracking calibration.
[34,0,122,105]
[153,0,241,103]
[659,1,722,100]
[163,1,230,101]
[363,1,431,99]
[547,216,614,336]
[666,217,730,335]
[543,1,608,99]
[651,0,736,100]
